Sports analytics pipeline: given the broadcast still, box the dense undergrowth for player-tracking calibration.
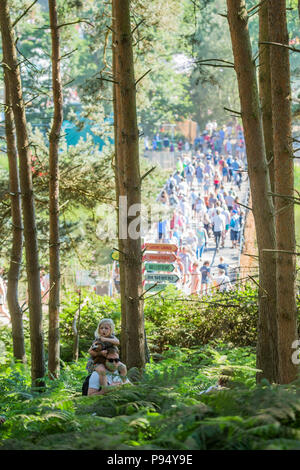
[56,285,260,362]
[1,287,300,450]
[1,343,300,450]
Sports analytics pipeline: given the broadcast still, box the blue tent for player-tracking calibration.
[62,115,114,150]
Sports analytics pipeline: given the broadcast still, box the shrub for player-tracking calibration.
[59,290,121,361]
[144,285,259,352]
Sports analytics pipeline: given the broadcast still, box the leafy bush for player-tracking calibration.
[59,290,121,361]
[56,285,260,360]
[144,285,259,352]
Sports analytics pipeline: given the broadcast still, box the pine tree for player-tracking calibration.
[226,0,278,383]
[48,0,63,379]
[0,0,45,387]
[113,0,145,369]
[3,59,25,363]
[268,0,298,384]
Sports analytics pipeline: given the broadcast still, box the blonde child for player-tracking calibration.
[86,318,126,380]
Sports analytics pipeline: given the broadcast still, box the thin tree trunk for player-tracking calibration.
[3,64,25,363]
[259,0,274,194]
[114,0,145,369]
[0,0,45,387]
[268,0,298,384]
[226,0,278,383]
[48,0,63,379]
[112,0,127,364]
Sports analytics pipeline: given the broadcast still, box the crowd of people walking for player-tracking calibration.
[145,120,248,296]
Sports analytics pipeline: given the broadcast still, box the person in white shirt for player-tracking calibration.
[87,346,130,396]
[225,191,235,212]
[178,178,188,196]
[211,209,225,251]
[215,268,232,293]
[221,206,230,248]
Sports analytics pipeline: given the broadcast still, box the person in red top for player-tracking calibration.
[213,171,221,191]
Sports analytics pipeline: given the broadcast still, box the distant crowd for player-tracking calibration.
[144,120,248,296]
[144,119,246,158]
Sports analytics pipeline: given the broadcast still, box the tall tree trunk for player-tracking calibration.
[114,0,145,369]
[48,0,63,379]
[268,0,298,384]
[3,64,25,363]
[0,0,45,387]
[226,0,278,383]
[259,0,274,195]
[112,0,127,364]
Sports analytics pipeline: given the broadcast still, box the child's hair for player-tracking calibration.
[94,318,115,338]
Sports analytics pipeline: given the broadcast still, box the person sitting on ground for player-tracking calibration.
[87,346,130,396]
[199,368,234,394]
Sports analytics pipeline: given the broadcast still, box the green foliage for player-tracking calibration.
[144,285,259,352]
[2,341,300,450]
[57,285,300,361]
[56,286,260,361]
[59,290,121,361]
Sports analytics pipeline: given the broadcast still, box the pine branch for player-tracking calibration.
[195,58,235,66]
[262,249,300,256]
[131,18,145,35]
[259,41,300,53]
[223,106,242,116]
[247,1,265,15]
[12,0,38,28]
[135,69,152,87]
[60,48,78,60]
[141,166,156,182]
[57,19,94,29]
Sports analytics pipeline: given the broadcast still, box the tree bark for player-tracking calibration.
[259,0,274,195]
[3,63,25,363]
[112,0,127,364]
[268,0,298,384]
[114,0,145,369]
[0,0,45,387]
[226,0,278,383]
[48,0,63,379]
